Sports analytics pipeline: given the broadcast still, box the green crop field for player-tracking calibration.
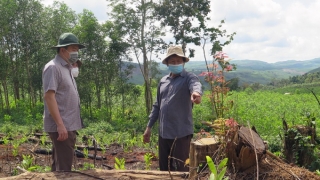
[1,87,320,173]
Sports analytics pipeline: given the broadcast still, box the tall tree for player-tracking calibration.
[154,0,211,55]
[108,0,165,115]
[0,0,18,112]
[17,0,45,107]
[103,20,134,119]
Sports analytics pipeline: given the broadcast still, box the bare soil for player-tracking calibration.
[0,134,320,180]
[0,135,159,178]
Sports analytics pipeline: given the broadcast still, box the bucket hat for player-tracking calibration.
[51,33,85,49]
[162,45,189,64]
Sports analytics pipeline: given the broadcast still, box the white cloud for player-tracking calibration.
[206,0,320,62]
[42,0,320,63]
[42,0,110,22]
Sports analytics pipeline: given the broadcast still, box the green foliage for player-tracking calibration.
[20,155,35,171]
[21,155,51,172]
[83,148,89,159]
[144,153,153,170]
[263,135,282,153]
[40,135,47,146]
[244,87,254,95]
[114,157,126,170]
[12,140,20,157]
[79,162,94,170]
[206,156,228,180]
[21,155,33,170]
[81,121,114,135]
[11,168,19,176]
[155,0,211,50]
[2,136,9,146]
[0,122,14,135]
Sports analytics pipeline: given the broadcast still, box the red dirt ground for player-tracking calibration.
[1,134,320,180]
[0,139,159,178]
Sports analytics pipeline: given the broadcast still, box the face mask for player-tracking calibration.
[72,67,79,77]
[66,50,79,64]
[168,64,184,74]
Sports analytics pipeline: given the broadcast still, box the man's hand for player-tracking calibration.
[191,92,201,104]
[143,127,151,143]
[57,124,68,141]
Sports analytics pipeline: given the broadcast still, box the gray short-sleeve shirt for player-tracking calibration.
[42,55,83,132]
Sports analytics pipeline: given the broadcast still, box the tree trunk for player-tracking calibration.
[141,0,152,115]
[1,80,9,113]
[0,84,3,111]
[282,118,316,167]
[26,56,36,107]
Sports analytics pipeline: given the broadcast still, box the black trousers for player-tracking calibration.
[158,134,192,172]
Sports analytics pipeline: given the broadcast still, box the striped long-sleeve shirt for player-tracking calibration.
[147,69,202,139]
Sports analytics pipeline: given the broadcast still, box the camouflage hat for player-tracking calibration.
[51,33,85,49]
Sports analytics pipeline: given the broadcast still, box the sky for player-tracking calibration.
[42,0,320,63]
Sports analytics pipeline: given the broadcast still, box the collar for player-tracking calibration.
[55,54,70,67]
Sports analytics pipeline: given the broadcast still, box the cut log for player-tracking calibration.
[238,126,266,155]
[2,169,188,180]
[227,126,266,172]
[189,137,219,179]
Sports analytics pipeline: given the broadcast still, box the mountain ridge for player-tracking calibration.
[128,58,320,85]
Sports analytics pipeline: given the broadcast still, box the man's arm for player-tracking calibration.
[44,90,68,141]
[188,73,202,104]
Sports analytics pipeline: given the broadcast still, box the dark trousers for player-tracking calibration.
[158,134,192,172]
[48,131,77,171]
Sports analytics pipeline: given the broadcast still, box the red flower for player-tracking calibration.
[214,51,229,59]
[224,65,233,71]
[199,72,214,76]
[198,72,208,76]
[225,118,238,127]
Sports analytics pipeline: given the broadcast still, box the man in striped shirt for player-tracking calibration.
[143,45,202,172]
[42,33,85,171]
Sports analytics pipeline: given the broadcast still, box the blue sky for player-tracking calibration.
[42,0,320,63]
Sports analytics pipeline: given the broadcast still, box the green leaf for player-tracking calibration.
[28,166,38,172]
[217,158,228,171]
[115,157,120,164]
[209,173,216,180]
[206,156,217,176]
[217,167,227,180]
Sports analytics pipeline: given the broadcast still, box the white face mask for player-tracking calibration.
[72,67,79,77]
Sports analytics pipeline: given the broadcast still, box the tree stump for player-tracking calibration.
[282,118,316,167]
[227,126,266,172]
[189,137,219,179]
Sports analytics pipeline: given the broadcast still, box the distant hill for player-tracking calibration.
[127,58,320,85]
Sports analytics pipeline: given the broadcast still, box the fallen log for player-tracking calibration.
[1,169,188,180]
[75,149,106,160]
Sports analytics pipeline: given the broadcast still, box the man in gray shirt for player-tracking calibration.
[143,45,202,172]
[42,33,85,171]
